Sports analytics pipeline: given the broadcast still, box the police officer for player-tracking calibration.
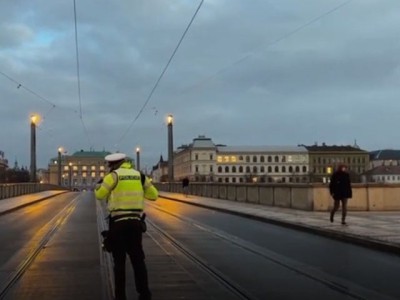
[95,153,158,300]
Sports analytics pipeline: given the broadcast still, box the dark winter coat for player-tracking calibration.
[329,170,352,200]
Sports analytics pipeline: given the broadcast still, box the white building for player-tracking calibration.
[216,145,309,183]
[171,135,309,183]
[174,136,216,182]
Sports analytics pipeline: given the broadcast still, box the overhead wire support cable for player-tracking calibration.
[115,0,205,147]
[73,0,93,148]
[0,70,56,107]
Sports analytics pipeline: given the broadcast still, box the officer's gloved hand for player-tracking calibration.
[95,178,103,190]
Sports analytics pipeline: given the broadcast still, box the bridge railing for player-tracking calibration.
[0,183,67,200]
[155,182,400,211]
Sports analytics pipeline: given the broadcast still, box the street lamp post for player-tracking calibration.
[57,147,63,186]
[69,162,73,190]
[167,114,174,182]
[30,114,40,182]
[136,147,141,171]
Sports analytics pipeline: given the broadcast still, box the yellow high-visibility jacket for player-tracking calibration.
[95,162,158,217]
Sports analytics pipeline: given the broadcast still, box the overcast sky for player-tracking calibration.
[1,0,400,170]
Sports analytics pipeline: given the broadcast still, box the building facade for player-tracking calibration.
[0,151,8,182]
[304,143,370,183]
[48,150,111,190]
[369,149,400,168]
[151,155,169,183]
[173,136,216,182]
[216,146,309,183]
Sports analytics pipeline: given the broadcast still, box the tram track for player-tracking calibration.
[146,199,398,300]
[0,195,80,299]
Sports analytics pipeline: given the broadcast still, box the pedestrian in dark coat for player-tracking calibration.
[329,164,352,225]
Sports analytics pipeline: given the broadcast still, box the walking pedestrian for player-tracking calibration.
[329,164,352,225]
[95,153,158,300]
[182,177,189,197]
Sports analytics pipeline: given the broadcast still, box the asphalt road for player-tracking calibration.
[146,197,400,300]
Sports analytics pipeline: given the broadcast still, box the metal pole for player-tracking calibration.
[69,166,72,190]
[30,121,36,182]
[167,116,174,182]
[57,150,62,185]
[136,149,141,171]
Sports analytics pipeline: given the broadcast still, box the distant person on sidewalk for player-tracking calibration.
[182,177,189,197]
[329,164,352,225]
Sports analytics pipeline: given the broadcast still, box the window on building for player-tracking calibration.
[246,166,250,173]
[274,156,279,162]
[82,166,87,171]
[91,172,96,178]
[295,166,300,172]
[239,155,243,161]
[224,156,229,163]
[253,156,257,163]
[217,156,222,163]
[253,166,257,173]
[195,165,199,172]
[195,154,199,160]
[268,156,272,162]
[210,166,213,172]
[281,156,286,162]
[91,166,96,171]
[282,166,286,173]
[268,166,272,172]
[225,178,229,183]
[210,154,213,160]
[218,178,222,183]
[218,166,222,173]
[275,166,279,172]
[225,166,229,173]
[239,166,243,172]
[260,156,265,163]
[303,166,307,172]
[260,166,265,172]
[246,156,250,162]
[232,178,236,183]
[100,166,105,171]
[289,166,293,173]
[232,166,237,173]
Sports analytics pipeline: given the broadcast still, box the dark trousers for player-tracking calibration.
[330,199,348,221]
[110,219,151,300]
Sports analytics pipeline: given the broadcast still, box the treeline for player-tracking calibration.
[0,168,30,183]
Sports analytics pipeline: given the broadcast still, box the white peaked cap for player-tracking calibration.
[105,153,126,162]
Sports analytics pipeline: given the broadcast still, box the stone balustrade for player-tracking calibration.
[0,183,66,200]
[155,182,400,211]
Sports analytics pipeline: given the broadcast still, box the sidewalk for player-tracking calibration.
[160,192,400,255]
[0,190,68,216]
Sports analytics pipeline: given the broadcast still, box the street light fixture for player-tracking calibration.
[30,114,40,182]
[167,114,174,182]
[136,147,141,171]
